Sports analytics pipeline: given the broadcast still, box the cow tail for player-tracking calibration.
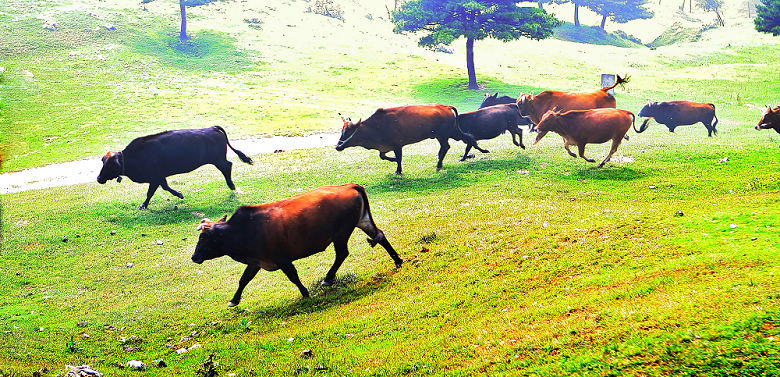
[629,112,646,133]
[449,105,478,145]
[214,126,253,165]
[602,74,630,93]
[353,185,383,247]
[711,104,719,129]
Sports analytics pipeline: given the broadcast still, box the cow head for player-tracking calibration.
[638,101,659,118]
[336,113,362,151]
[516,93,535,118]
[97,151,123,184]
[479,92,499,109]
[191,215,229,264]
[534,107,563,144]
[756,106,780,132]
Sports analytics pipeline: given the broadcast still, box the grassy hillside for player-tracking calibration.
[1,0,780,376]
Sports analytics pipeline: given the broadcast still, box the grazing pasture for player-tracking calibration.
[1,0,779,376]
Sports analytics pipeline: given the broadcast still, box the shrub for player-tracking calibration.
[307,0,344,22]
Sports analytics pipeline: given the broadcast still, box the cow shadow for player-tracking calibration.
[230,271,396,320]
[92,192,244,227]
[571,165,647,181]
[366,152,538,195]
[411,77,545,110]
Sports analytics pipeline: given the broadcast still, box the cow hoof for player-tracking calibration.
[227,301,239,307]
[138,204,148,210]
[597,163,605,168]
[320,280,334,287]
[587,159,596,163]
[175,192,184,199]
[520,144,526,150]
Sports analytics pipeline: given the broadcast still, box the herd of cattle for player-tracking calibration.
[96,81,779,305]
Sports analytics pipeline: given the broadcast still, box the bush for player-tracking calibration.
[307,0,344,22]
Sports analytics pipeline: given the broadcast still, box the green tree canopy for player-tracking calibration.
[393,0,560,89]
[585,0,654,29]
[754,0,780,35]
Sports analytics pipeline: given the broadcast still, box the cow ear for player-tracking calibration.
[218,214,227,223]
[102,151,112,163]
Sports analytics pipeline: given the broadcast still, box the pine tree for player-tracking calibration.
[585,0,654,29]
[393,0,560,89]
[754,0,780,35]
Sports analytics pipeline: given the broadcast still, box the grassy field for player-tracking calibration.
[2,0,780,376]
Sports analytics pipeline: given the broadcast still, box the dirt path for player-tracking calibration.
[0,133,340,195]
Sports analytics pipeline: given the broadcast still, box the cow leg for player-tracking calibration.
[379,150,402,175]
[435,138,451,171]
[460,144,475,161]
[322,236,350,286]
[139,183,160,210]
[597,138,622,168]
[229,265,261,307]
[510,125,525,149]
[214,160,236,190]
[578,144,595,163]
[277,260,310,298]
[160,178,184,199]
[563,139,577,158]
[365,229,403,267]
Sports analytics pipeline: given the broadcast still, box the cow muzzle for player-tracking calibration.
[191,257,204,264]
[757,124,768,130]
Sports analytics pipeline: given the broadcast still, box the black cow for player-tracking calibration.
[450,104,528,160]
[479,92,516,109]
[191,184,403,305]
[97,126,253,209]
[638,100,719,137]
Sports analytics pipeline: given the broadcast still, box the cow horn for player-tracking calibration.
[339,113,347,122]
[218,215,227,222]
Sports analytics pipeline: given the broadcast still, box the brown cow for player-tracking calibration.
[191,184,403,306]
[638,100,719,137]
[535,107,643,168]
[756,106,780,133]
[335,104,486,174]
[517,75,630,128]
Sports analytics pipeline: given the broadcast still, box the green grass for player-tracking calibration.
[2,0,780,375]
[2,120,779,375]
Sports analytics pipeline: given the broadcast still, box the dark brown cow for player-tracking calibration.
[516,75,629,129]
[638,100,719,137]
[535,108,643,168]
[756,106,780,133]
[335,104,486,174]
[191,184,403,306]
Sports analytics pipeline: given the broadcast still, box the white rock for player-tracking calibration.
[126,360,145,370]
[187,343,202,351]
[175,348,187,354]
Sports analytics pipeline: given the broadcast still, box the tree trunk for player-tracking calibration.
[574,3,580,26]
[538,0,543,9]
[680,0,685,11]
[179,0,189,41]
[466,37,478,90]
[689,0,692,13]
[600,14,607,29]
[716,10,725,25]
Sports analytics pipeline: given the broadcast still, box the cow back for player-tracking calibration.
[236,184,365,262]
[525,90,617,125]
[359,104,456,149]
[122,127,228,180]
[549,108,633,144]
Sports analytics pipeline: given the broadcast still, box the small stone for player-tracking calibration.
[126,360,145,370]
[300,349,313,358]
[187,343,202,351]
[123,346,141,353]
[38,327,44,332]
[156,240,164,245]
[315,365,329,371]
[649,185,657,189]
[274,149,285,153]
[82,333,91,339]
[103,23,116,30]
[62,236,68,242]
[287,337,295,342]
[730,224,738,229]
[675,210,684,217]
[153,359,167,368]
[751,237,757,241]
[176,348,187,354]
[110,230,116,235]
[173,205,178,210]
[75,234,81,238]
[718,157,729,164]
[126,262,134,268]
[77,321,89,327]
[141,233,147,237]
